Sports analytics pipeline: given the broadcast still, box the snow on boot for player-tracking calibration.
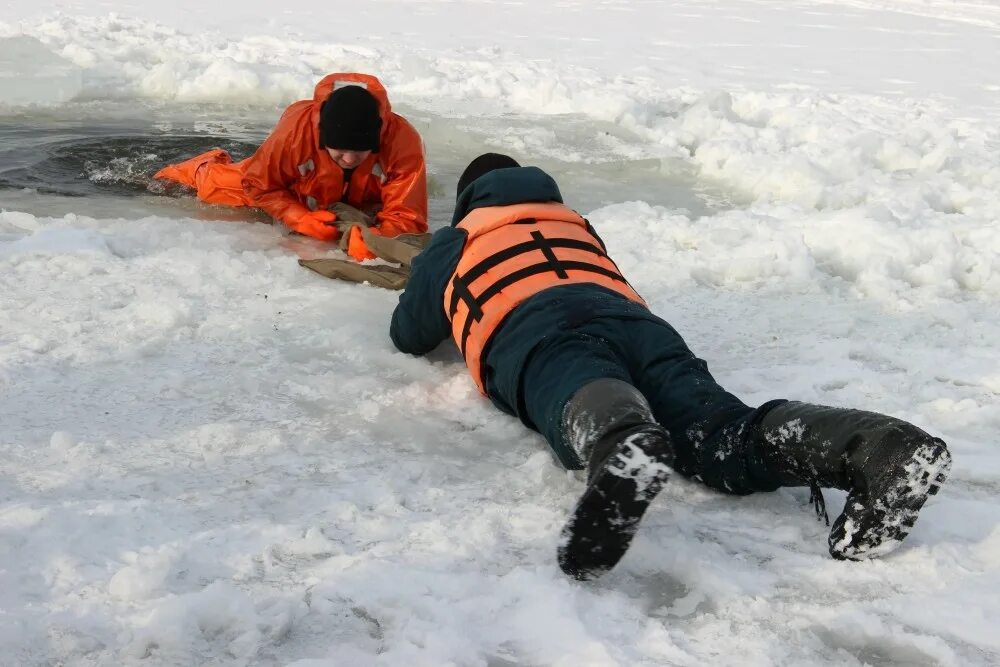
[830,436,950,560]
[758,401,951,560]
[557,379,674,581]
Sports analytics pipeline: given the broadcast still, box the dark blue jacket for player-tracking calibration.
[390,166,661,419]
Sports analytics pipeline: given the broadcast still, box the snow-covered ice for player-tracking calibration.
[1,0,999,665]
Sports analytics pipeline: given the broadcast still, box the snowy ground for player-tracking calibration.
[2,1,999,665]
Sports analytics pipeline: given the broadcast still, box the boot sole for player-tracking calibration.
[557,433,673,581]
[830,440,951,560]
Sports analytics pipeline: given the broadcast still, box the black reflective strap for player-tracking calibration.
[459,305,476,357]
[476,260,626,306]
[450,275,482,358]
[449,275,482,321]
[457,260,628,355]
[448,236,604,316]
[465,237,600,284]
[449,226,626,358]
[530,231,568,279]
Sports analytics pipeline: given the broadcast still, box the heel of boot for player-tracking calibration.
[558,428,673,581]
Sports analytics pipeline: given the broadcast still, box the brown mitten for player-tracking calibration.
[360,227,432,267]
[298,258,410,290]
[329,202,374,226]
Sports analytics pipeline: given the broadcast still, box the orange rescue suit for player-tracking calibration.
[154,73,428,257]
[444,202,646,394]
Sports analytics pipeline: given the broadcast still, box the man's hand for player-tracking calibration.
[329,202,374,227]
[339,224,377,261]
[291,210,340,242]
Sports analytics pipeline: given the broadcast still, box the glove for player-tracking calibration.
[288,210,340,242]
[329,202,374,227]
[343,225,377,261]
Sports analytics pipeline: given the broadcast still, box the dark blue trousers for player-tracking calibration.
[501,317,784,495]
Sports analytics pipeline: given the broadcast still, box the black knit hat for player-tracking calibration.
[319,85,382,151]
[456,153,521,198]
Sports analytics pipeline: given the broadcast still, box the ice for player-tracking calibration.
[1,1,999,665]
[0,36,81,106]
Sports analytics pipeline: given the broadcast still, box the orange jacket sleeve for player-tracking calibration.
[240,104,313,229]
[371,115,429,237]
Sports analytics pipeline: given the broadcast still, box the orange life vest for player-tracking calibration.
[444,202,646,394]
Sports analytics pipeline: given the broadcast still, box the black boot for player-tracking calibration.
[557,379,674,581]
[757,401,951,560]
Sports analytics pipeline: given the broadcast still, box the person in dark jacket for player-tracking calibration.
[390,153,952,581]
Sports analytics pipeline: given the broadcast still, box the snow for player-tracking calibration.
[1,0,999,665]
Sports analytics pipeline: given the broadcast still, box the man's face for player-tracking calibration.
[326,148,372,170]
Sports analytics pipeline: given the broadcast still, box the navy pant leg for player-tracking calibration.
[601,318,783,494]
[517,332,632,469]
[490,310,784,490]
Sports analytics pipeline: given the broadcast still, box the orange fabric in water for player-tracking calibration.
[195,159,248,207]
[154,73,428,244]
[444,202,646,394]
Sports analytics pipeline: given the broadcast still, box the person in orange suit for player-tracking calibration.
[154,73,428,261]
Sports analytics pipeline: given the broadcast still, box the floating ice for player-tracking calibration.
[0,35,82,106]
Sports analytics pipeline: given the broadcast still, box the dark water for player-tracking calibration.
[0,133,259,197]
[0,106,265,197]
[0,103,735,225]
[0,105,274,221]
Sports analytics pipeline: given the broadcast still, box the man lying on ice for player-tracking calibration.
[388,152,952,581]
